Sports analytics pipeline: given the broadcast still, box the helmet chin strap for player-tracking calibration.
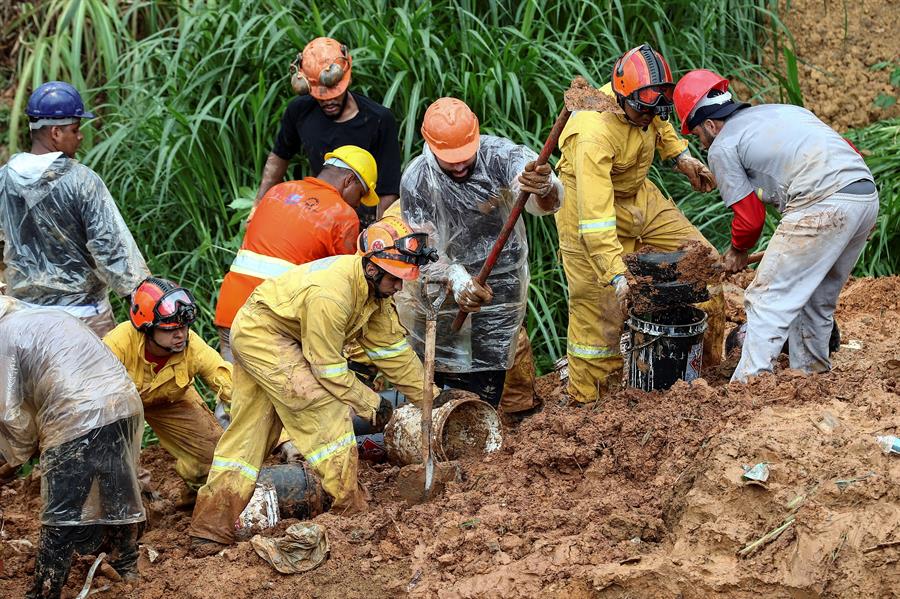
[147,329,188,354]
[363,258,394,298]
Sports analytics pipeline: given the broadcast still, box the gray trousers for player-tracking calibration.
[732,191,879,382]
[215,327,233,428]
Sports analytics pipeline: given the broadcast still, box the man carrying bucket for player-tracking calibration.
[189,217,438,555]
[673,69,878,382]
[555,44,726,405]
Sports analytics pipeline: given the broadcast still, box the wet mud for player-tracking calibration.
[2,277,899,598]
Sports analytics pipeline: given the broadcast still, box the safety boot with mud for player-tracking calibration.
[190,536,229,557]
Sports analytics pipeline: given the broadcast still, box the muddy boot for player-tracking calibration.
[190,536,229,557]
[105,523,140,581]
[176,485,198,510]
[28,526,79,599]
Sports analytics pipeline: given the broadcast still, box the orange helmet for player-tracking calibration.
[358,216,437,281]
[130,277,197,331]
[290,37,352,100]
[611,43,675,119]
[421,97,480,163]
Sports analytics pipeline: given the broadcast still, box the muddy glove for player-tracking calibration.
[612,274,629,313]
[517,161,553,197]
[723,246,750,274]
[447,264,493,313]
[675,153,716,193]
[276,441,303,463]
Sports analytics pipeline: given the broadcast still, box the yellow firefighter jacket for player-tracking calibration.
[103,322,233,408]
[556,83,688,282]
[243,254,429,412]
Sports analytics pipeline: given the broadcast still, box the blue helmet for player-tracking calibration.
[26,81,95,120]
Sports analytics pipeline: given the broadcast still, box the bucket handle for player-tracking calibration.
[622,333,662,355]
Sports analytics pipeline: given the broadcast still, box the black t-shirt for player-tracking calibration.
[271,92,402,197]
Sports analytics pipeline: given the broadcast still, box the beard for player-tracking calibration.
[320,92,349,120]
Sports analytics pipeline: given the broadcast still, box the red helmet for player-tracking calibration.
[130,277,197,331]
[673,69,730,134]
[611,44,675,119]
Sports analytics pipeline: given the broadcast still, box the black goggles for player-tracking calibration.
[625,84,674,119]
[371,232,439,266]
[154,288,198,329]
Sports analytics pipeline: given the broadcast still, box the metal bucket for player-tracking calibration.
[626,306,707,391]
[384,397,503,465]
[257,463,330,520]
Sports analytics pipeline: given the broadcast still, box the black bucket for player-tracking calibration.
[257,464,331,519]
[626,306,707,391]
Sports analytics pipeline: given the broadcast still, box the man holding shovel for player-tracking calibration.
[394,97,562,410]
[189,216,438,554]
[674,69,878,382]
[556,44,726,405]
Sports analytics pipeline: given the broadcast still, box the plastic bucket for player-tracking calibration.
[626,306,707,391]
[383,397,503,465]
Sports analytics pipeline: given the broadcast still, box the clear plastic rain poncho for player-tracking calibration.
[0,153,149,307]
[0,297,145,525]
[395,135,559,372]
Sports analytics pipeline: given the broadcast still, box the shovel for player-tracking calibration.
[450,77,620,333]
[420,284,446,499]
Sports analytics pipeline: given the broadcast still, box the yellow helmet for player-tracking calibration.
[323,145,379,207]
[358,216,438,280]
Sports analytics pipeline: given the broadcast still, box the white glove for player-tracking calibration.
[612,274,629,312]
[447,264,493,313]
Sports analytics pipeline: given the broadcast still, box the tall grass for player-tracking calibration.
[8,0,894,373]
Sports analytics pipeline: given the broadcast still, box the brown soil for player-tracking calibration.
[2,276,899,598]
[778,0,900,131]
[565,77,622,113]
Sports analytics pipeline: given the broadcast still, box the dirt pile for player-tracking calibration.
[2,277,899,598]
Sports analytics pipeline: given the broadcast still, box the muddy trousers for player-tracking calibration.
[143,389,223,491]
[29,523,140,599]
[561,181,726,403]
[732,192,879,382]
[499,327,539,414]
[31,418,144,599]
[190,310,365,545]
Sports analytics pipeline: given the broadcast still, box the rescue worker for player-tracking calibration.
[394,97,562,410]
[556,44,726,405]
[673,69,878,382]
[255,37,401,223]
[0,296,144,599]
[215,145,379,362]
[104,278,231,501]
[189,217,438,553]
[0,82,149,337]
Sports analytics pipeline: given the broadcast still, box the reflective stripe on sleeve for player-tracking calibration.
[578,218,617,234]
[229,250,295,279]
[567,341,620,359]
[210,456,259,482]
[364,339,411,360]
[305,431,355,466]
[314,362,349,379]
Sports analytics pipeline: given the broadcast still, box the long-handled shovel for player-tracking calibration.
[420,285,446,499]
[450,78,619,333]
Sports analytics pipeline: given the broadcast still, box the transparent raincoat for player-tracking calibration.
[0,153,148,307]
[395,135,559,372]
[0,297,145,525]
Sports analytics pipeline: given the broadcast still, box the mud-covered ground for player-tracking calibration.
[2,276,899,598]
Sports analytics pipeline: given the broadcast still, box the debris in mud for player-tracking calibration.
[2,277,899,598]
[564,76,622,113]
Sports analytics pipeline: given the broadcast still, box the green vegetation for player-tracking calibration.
[4,0,898,374]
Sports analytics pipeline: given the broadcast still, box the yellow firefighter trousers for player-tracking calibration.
[499,326,539,413]
[143,388,222,490]
[190,306,366,545]
[562,180,725,404]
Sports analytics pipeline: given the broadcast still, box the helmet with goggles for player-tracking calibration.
[129,277,198,332]
[611,43,675,120]
[357,216,438,281]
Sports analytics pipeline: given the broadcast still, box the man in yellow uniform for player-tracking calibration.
[556,44,725,404]
[189,216,437,552]
[104,278,231,497]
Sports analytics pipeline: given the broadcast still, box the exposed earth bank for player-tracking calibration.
[2,275,898,598]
